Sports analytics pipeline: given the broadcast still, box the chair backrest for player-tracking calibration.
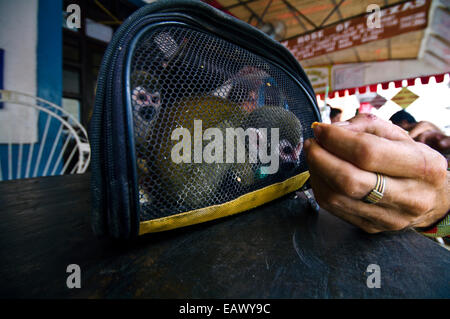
[0,90,90,181]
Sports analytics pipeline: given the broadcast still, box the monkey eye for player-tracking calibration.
[132,86,150,106]
[279,139,294,160]
[138,93,148,102]
[282,145,293,154]
[149,93,161,106]
[132,87,161,110]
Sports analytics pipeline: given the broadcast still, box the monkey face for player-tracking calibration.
[131,86,161,124]
[279,138,303,171]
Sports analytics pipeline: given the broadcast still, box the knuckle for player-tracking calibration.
[353,138,375,169]
[385,219,410,231]
[336,170,360,197]
[316,192,341,211]
[356,113,377,122]
[411,196,433,216]
[418,145,447,184]
[327,194,343,209]
[430,155,447,185]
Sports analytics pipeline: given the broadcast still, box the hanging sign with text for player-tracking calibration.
[281,0,431,60]
[304,66,332,94]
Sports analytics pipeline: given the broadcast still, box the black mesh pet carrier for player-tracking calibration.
[90,0,321,239]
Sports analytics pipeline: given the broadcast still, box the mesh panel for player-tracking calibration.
[129,25,316,221]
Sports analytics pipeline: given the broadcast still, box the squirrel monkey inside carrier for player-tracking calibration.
[131,71,304,214]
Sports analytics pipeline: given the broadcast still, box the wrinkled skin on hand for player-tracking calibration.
[304,114,450,234]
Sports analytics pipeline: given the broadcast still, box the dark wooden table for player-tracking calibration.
[0,173,449,298]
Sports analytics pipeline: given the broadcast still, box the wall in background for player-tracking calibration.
[0,0,64,180]
[0,0,38,143]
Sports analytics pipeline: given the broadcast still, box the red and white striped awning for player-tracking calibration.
[316,72,449,100]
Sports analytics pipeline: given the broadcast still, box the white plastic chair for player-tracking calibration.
[0,90,90,181]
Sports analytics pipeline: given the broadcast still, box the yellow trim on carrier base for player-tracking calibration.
[138,170,310,235]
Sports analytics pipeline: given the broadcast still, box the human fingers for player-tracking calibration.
[333,113,410,141]
[310,121,440,179]
[309,170,411,233]
[414,131,446,150]
[415,131,450,153]
[304,138,438,213]
[305,138,376,199]
[409,121,442,139]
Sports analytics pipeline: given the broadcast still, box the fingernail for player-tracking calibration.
[311,122,322,138]
[311,122,320,129]
[333,121,350,126]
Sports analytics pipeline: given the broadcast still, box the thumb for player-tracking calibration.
[333,113,410,141]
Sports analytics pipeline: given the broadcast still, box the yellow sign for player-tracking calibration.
[391,87,419,109]
[305,66,332,94]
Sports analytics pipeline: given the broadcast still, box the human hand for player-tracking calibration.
[408,121,442,139]
[407,121,450,154]
[304,114,449,233]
